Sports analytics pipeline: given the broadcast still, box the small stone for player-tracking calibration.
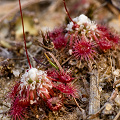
[102,103,113,114]
[113,69,120,77]
[36,115,39,119]
[69,49,73,55]
[105,103,112,111]
[81,97,88,102]
[34,18,39,24]
[99,86,102,93]
[12,70,20,77]
[115,94,120,105]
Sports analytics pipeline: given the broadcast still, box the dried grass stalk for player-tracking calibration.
[89,69,100,120]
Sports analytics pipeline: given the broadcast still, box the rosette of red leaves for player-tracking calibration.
[9,68,78,120]
[95,25,120,50]
[47,70,78,98]
[49,27,68,49]
[71,35,96,61]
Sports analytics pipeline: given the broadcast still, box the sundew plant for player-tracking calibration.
[4,0,120,120]
[8,0,78,119]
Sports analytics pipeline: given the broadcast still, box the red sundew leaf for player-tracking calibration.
[38,87,51,99]
[47,97,63,111]
[49,27,64,40]
[69,32,78,48]
[47,70,74,83]
[9,97,27,120]
[107,33,119,44]
[55,83,78,98]
[18,97,30,108]
[53,35,67,49]
[9,82,20,99]
[47,70,59,80]
[72,39,96,61]
[10,83,30,108]
[29,90,34,101]
[97,38,112,50]
[97,25,109,33]
[97,25,120,46]
[49,27,68,50]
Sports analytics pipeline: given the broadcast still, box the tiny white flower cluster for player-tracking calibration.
[66,14,97,32]
[20,68,52,92]
[28,68,38,81]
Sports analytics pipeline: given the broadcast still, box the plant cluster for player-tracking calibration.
[8,0,120,120]
[9,67,77,119]
[49,14,120,61]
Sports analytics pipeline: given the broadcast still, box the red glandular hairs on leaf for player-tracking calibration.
[9,82,20,99]
[9,97,27,120]
[53,35,67,49]
[18,88,30,107]
[97,37,112,50]
[97,25,108,33]
[47,70,78,98]
[18,97,30,108]
[49,28,67,49]
[55,83,78,98]
[47,97,63,111]
[47,70,73,83]
[49,28,64,40]
[107,33,119,44]
[72,37,96,61]
[96,25,120,49]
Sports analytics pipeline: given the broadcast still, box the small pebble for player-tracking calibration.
[115,94,120,105]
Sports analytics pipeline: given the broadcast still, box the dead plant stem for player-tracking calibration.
[73,97,86,120]
[89,69,100,120]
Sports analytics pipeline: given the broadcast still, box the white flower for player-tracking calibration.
[20,68,52,91]
[66,14,97,32]
[28,68,38,81]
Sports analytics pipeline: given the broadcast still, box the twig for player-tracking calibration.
[61,56,72,65]
[107,3,120,16]
[27,50,36,68]
[0,47,12,58]
[47,52,64,72]
[113,111,120,120]
[33,57,47,66]
[87,105,105,119]
[88,85,118,119]
[89,69,100,120]
[82,78,90,95]
[0,111,8,115]
[0,58,9,66]
[73,97,86,120]
[0,102,10,108]
[93,2,108,14]
[109,88,118,102]
[38,42,54,50]
[0,0,52,23]
[113,80,120,88]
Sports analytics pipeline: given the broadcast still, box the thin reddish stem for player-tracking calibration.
[63,0,75,24]
[19,0,32,68]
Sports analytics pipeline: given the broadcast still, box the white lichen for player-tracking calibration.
[66,14,97,32]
